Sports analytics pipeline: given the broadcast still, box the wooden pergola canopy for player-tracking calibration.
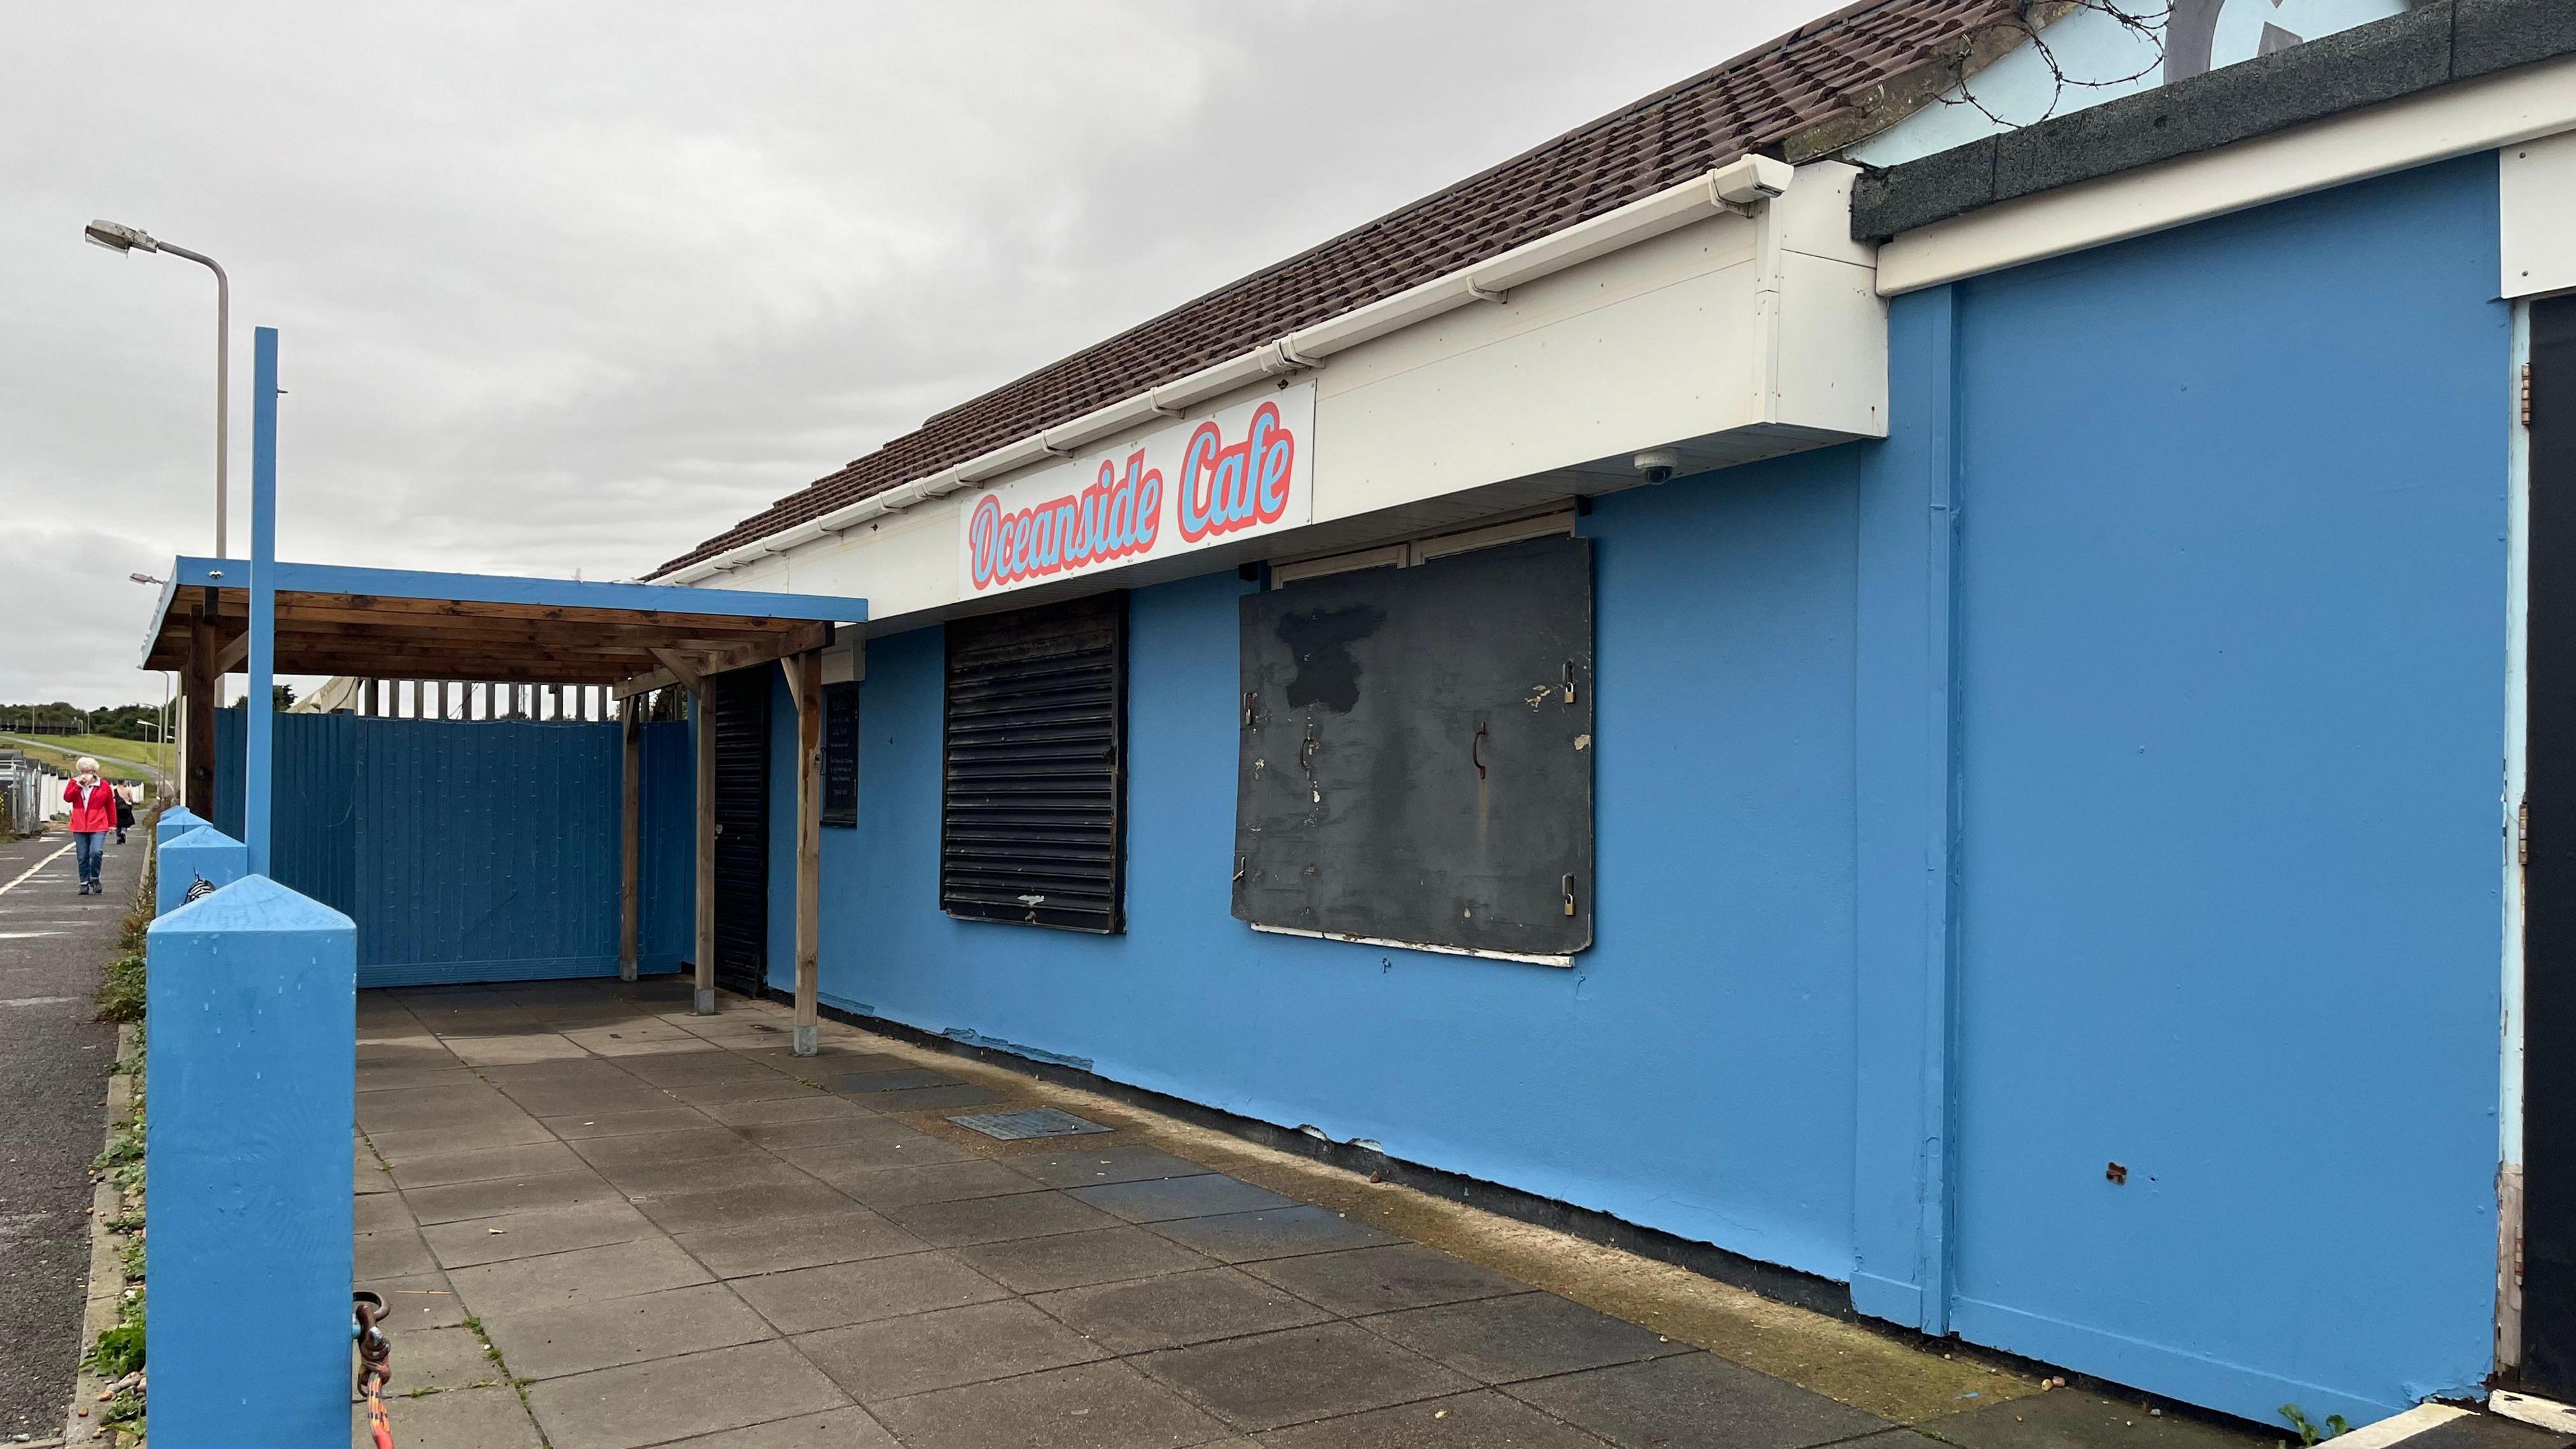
[140,557,868,690]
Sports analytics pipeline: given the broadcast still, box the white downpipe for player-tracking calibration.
[666,156,1795,584]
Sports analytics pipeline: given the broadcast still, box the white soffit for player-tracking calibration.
[2504,127,2576,300]
[1878,56,2576,296]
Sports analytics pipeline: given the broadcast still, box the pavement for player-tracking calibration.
[0,826,134,1439]
[350,978,2305,1449]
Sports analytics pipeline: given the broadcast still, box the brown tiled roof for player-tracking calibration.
[651,0,2017,578]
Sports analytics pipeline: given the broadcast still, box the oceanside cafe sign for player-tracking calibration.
[959,382,1316,597]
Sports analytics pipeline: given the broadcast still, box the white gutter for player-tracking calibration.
[673,154,1795,584]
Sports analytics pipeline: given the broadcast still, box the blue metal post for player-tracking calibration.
[145,874,356,1447]
[246,327,279,873]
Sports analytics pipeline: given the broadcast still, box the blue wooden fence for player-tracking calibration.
[215,709,693,987]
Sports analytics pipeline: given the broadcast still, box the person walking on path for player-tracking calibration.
[62,759,115,896]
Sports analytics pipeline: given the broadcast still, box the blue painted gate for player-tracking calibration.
[215,709,694,986]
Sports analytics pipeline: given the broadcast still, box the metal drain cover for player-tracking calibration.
[948,1107,1110,1141]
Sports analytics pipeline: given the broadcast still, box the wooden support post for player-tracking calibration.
[692,682,716,1016]
[788,650,823,1056]
[620,704,641,983]
[183,596,217,816]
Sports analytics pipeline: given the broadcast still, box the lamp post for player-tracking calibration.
[85,221,229,558]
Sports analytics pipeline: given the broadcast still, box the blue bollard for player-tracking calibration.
[146,873,356,1449]
[157,826,250,919]
[157,804,205,838]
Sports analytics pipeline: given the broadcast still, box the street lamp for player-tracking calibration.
[85,220,229,558]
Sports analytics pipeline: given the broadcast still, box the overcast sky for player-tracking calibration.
[2,1,1817,708]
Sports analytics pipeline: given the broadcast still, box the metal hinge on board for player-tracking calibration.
[2526,365,2536,429]
[2522,798,2532,868]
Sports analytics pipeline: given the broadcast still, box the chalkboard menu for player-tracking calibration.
[822,681,859,827]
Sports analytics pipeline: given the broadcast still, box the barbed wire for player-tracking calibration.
[1933,0,2175,129]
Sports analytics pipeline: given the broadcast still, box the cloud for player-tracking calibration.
[0,0,1815,706]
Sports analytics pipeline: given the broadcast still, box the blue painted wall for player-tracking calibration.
[217,711,692,985]
[763,155,2509,1422]
[810,453,1869,1282]
[1940,154,2508,1417]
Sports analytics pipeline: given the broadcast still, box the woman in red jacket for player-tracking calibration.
[63,759,116,896]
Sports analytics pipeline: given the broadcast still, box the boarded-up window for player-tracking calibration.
[942,593,1126,932]
[1233,535,1594,961]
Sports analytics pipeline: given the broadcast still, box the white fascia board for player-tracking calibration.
[677,160,1884,600]
[1878,56,2576,295]
[2503,127,2576,299]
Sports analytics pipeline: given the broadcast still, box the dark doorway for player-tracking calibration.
[2524,294,2576,1392]
[710,667,771,1000]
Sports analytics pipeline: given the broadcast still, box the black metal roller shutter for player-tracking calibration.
[710,666,771,996]
[941,592,1126,933]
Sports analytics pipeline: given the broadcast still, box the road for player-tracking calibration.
[0,826,135,1439]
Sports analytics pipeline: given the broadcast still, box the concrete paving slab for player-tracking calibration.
[869,1360,1233,1449]
[1031,1265,1333,1354]
[730,1250,1012,1334]
[404,1167,623,1225]
[420,1199,659,1270]
[1071,1173,1299,1224]
[1006,1145,1211,1189]
[358,1187,422,1234]
[480,1059,645,1089]
[822,1157,1053,1208]
[1244,1244,1531,1318]
[1136,1322,1473,1432]
[647,1406,901,1448]
[358,1084,532,1134]
[616,1052,792,1085]
[794,1298,1110,1403]
[859,1082,1010,1112]
[542,1106,718,1140]
[830,1066,969,1093]
[363,1382,545,1449]
[382,1322,508,1394]
[447,1235,714,1316]
[561,1023,722,1055]
[882,1187,1125,1246]
[1256,1389,1613,1448]
[674,1206,932,1278]
[733,1114,914,1152]
[496,1082,683,1119]
[480,1281,776,1380]
[698,1090,877,1126]
[957,1225,1220,1295]
[1358,1291,1695,1385]
[443,1033,591,1066]
[591,1150,815,1197]
[1503,1353,1890,1449]
[568,1126,771,1174]
[366,1116,557,1163]
[355,1065,481,1093]
[790,1125,980,1171]
[390,1138,588,1189]
[1143,1204,1399,1263]
[525,1340,853,1449]
[358,1223,442,1278]
[663,1073,824,1106]
[632,1178,865,1234]
[368,1270,471,1329]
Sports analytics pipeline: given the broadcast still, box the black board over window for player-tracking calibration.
[941,592,1127,932]
[822,681,859,828]
[1234,535,1594,959]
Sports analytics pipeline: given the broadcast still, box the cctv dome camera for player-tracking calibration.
[1633,448,1680,485]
